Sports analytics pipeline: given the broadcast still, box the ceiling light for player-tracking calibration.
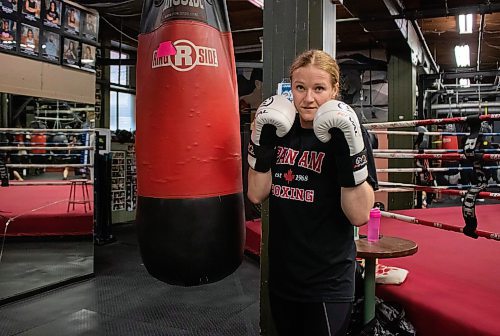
[454,45,470,67]
[248,0,263,9]
[458,14,473,34]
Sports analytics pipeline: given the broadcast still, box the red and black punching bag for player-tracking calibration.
[136,0,245,286]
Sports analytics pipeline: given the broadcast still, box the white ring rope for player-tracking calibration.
[7,180,93,186]
[376,166,500,173]
[0,199,70,263]
[0,128,94,133]
[6,164,92,168]
[373,153,500,161]
[379,181,500,189]
[374,149,500,153]
[363,114,500,129]
[1,146,93,151]
[368,130,500,136]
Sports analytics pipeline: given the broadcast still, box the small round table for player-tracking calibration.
[355,236,418,324]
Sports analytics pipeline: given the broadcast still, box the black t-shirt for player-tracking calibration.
[3,1,14,9]
[268,114,377,302]
[27,0,36,10]
[47,10,59,21]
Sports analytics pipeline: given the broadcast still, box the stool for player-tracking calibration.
[67,179,92,213]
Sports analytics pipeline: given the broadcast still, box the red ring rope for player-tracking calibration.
[363,114,500,129]
[381,210,500,241]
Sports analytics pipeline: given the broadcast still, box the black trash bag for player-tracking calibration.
[347,297,416,336]
[374,298,416,335]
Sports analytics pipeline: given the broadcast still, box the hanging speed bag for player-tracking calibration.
[136,0,245,286]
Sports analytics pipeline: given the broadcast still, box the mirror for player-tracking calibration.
[0,93,94,305]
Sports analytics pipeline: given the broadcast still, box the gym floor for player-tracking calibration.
[0,223,261,336]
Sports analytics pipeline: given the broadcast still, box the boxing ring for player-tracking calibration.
[0,184,93,237]
[0,128,94,238]
[244,203,500,335]
[364,205,500,336]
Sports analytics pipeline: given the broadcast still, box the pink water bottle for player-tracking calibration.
[367,208,381,242]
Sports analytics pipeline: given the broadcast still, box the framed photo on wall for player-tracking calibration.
[62,37,79,67]
[41,29,59,62]
[80,42,95,72]
[0,0,18,15]
[82,11,97,41]
[19,22,39,56]
[63,4,80,36]
[0,17,16,52]
[0,0,99,72]
[21,0,40,22]
[43,0,61,28]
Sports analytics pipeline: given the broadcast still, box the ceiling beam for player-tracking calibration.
[341,0,439,73]
[421,70,500,80]
[337,3,500,22]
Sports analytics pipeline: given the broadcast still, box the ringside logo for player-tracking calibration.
[164,0,204,9]
[337,101,352,112]
[152,39,218,71]
[161,0,207,22]
[352,151,367,170]
[261,96,275,107]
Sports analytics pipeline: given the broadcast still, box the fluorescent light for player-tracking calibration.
[459,78,470,88]
[454,45,470,67]
[458,14,473,34]
[248,0,263,9]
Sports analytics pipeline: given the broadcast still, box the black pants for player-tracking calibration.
[269,292,352,336]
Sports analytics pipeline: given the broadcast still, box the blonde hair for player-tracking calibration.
[289,49,341,90]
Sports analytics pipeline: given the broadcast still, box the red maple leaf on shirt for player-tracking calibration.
[284,169,295,184]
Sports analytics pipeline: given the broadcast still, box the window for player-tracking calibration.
[110,91,135,131]
[110,50,130,86]
[109,49,135,131]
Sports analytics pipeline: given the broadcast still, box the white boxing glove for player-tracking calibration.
[248,95,296,172]
[313,100,368,187]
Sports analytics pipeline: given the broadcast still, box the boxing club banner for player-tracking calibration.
[136,0,244,286]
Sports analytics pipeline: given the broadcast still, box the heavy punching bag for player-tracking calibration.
[136,0,245,286]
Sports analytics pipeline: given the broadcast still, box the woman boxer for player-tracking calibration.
[247,49,377,336]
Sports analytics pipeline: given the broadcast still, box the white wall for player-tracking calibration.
[0,52,95,104]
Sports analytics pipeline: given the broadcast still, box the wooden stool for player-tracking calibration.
[67,179,92,213]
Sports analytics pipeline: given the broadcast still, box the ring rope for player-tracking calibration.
[379,181,500,189]
[363,114,500,130]
[10,153,82,157]
[374,149,500,153]
[380,210,500,241]
[10,141,87,145]
[7,180,93,186]
[6,164,92,168]
[377,183,500,200]
[377,166,500,173]
[0,128,94,133]
[33,117,77,121]
[1,146,93,151]
[369,130,500,136]
[374,153,500,161]
[377,188,499,200]
[0,199,69,262]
